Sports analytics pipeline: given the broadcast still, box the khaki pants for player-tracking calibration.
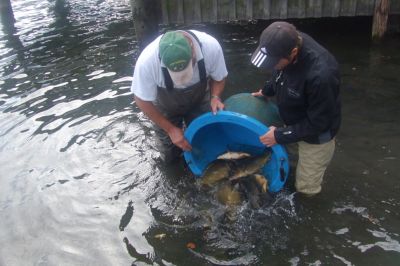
[294,139,336,195]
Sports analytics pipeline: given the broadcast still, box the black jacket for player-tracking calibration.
[262,32,341,144]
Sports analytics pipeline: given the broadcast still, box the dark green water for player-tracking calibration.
[1,1,400,265]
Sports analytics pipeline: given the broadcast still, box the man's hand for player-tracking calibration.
[168,126,192,151]
[259,126,277,147]
[211,96,224,115]
[134,96,192,151]
[251,89,264,97]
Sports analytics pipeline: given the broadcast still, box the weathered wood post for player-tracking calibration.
[0,0,16,34]
[372,0,390,41]
[130,0,161,50]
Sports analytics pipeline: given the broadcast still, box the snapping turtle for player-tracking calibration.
[213,172,272,209]
[239,174,273,209]
[201,151,271,186]
[200,159,233,186]
[229,153,271,181]
[217,151,251,160]
[216,182,242,206]
[200,151,273,210]
[254,173,268,193]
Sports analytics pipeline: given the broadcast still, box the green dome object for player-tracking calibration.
[224,93,283,127]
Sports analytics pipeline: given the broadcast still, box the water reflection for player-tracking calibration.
[123,236,154,264]
[119,200,134,231]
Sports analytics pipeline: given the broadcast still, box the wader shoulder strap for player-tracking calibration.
[186,30,202,49]
[185,31,207,83]
[160,31,206,91]
[197,59,206,84]
[162,66,174,91]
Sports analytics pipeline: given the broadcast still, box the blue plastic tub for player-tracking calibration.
[183,110,289,192]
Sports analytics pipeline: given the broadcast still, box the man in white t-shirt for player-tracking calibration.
[131,30,228,163]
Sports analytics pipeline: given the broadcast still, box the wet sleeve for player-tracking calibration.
[274,74,339,144]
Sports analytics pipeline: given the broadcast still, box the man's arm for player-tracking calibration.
[274,74,339,144]
[209,78,226,114]
[134,95,192,151]
[202,32,228,115]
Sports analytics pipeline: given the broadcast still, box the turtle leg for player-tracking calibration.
[238,176,261,209]
[251,174,274,207]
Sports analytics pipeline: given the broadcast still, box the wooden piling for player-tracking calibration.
[130,0,161,50]
[0,0,14,21]
[372,0,390,40]
[0,0,16,34]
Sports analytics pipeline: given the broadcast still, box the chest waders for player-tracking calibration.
[154,31,211,163]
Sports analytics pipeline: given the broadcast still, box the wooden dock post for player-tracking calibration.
[372,0,390,40]
[0,0,16,34]
[130,0,160,50]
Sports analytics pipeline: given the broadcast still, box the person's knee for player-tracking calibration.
[295,165,325,195]
[295,140,335,195]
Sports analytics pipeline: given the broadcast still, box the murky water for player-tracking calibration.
[1,1,400,265]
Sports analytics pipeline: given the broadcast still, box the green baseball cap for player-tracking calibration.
[159,31,193,86]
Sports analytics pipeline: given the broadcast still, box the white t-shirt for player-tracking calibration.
[131,30,228,101]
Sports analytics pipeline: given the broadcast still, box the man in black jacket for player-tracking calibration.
[251,21,341,196]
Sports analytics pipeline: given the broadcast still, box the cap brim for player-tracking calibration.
[168,61,193,87]
[251,46,280,69]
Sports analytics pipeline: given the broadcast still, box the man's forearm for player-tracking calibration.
[210,78,226,98]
